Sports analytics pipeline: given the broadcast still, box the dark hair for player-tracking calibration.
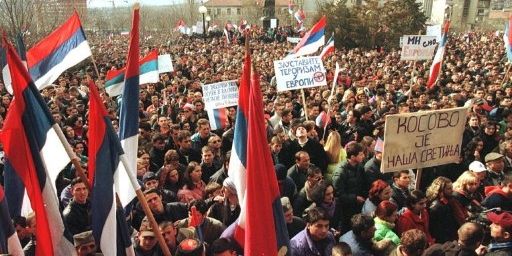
[210,238,236,254]
[177,130,191,143]
[351,214,375,237]
[143,188,161,197]
[392,170,409,180]
[306,165,322,177]
[183,161,201,189]
[70,177,86,188]
[345,142,364,159]
[400,229,427,256]
[406,190,426,210]
[304,207,329,224]
[188,199,208,214]
[375,200,398,219]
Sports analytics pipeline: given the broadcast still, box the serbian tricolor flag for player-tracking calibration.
[319,34,335,59]
[105,50,159,97]
[504,16,512,63]
[229,49,290,255]
[0,38,75,256]
[88,80,134,256]
[207,108,228,130]
[294,9,305,24]
[289,16,326,58]
[0,185,23,255]
[427,21,450,89]
[116,6,140,207]
[315,110,331,129]
[25,11,91,90]
[288,0,294,15]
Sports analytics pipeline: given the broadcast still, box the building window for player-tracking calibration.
[227,8,231,15]
[216,8,221,15]
[237,8,241,15]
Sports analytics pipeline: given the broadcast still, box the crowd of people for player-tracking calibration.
[2,24,512,256]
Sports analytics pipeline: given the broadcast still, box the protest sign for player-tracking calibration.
[201,80,239,109]
[400,35,438,61]
[274,56,326,91]
[427,25,442,42]
[287,37,301,43]
[158,54,174,73]
[381,107,467,172]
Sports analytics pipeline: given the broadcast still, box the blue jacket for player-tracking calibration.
[290,228,335,256]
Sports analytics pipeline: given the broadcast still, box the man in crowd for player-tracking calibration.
[290,207,335,255]
[63,178,91,236]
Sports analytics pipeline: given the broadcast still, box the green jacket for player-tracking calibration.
[374,217,401,245]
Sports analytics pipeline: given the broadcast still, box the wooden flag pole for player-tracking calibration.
[53,123,91,191]
[120,155,172,256]
[301,88,308,121]
[415,168,423,191]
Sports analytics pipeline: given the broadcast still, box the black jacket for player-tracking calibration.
[63,200,91,236]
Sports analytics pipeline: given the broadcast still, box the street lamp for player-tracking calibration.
[205,15,211,34]
[198,5,207,39]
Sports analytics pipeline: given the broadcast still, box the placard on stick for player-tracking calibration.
[381,107,467,173]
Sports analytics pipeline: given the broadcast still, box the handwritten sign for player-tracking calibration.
[381,107,467,172]
[274,56,326,92]
[400,35,437,61]
[202,80,239,109]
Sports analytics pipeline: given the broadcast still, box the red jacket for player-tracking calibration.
[397,208,434,244]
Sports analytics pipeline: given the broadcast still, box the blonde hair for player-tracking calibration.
[324,131,342,164]
[453,171,479,192]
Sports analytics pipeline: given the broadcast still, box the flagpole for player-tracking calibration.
[501,62,512,88]
[120,155,172,256]
[52,124,91,190]
[301,88,308,121]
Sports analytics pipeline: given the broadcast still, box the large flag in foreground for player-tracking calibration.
[105,50,159,97]
[427,21,450,89]
[289,16,326,58]
[504,16,512,63]
[116,6,140,207]
[0,39,75,256]
[229,49,290,254]
[0,185,23,255]
[88,80,134,256]
[25,11,91,90]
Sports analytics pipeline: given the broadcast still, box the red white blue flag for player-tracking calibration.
[0,185,23,255]
[427,21,450,89]
[504,16,512,63]
[0,37,75,256]
[319,34,335,59]
[289,16,326,58]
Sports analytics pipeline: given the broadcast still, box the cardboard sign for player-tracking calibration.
[158,54,174,73]
[381,107,467,172]
[201,80,239,109]
[287,37,301,43]
[400,35,438,61]
[274,56,326,91]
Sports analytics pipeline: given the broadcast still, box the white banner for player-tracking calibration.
[287,37,301,43]
[381,107,467,172]
[158,54,174,73]
[201,80,239,109]
[274,56,327,92]
[400,35,438,61]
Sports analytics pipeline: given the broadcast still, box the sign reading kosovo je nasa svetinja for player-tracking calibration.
[381,107,467,172]
[274,56,326,91]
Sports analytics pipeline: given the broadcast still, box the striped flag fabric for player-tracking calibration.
[105,50,159,97]
[0,184,23,256]
[288,0,294,15]
[0,37,75,256]
[229,48,290,254]
[294,9,305,24]
[315,110,331,129]
[25,11,91,90]
[228,52,250,248]
[116,5,140,207]
[504,16,512,63]
[88,79,134,256]
[319,34,335,59]
[427,21,450,89]
[207,108,228,130]
[289,16,326,58]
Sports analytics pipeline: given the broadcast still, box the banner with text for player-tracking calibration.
[381,107,467,172]
[201,80,239,109]
[400,35,438,61]
[274,56,326,91]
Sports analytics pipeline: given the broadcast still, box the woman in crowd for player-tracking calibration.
[451,171,482,224]
[374,200,400,246]
[425,176,459,243]
[396,190,434,245]
[323,131,346,181]
[177,161,206,203]
[362,179,392,216]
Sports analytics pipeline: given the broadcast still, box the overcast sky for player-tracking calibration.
[88,0,183,8]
